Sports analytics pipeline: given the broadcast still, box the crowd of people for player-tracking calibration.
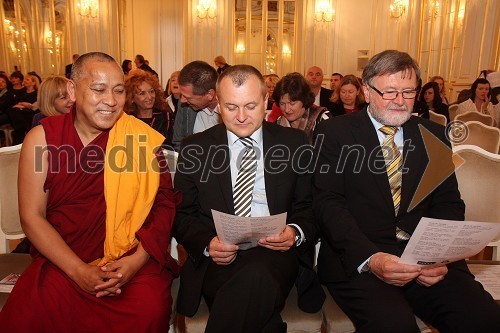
[0,50,499,333]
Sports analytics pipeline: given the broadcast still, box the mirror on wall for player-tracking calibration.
[1,0,66,77]
[234,0,296,76]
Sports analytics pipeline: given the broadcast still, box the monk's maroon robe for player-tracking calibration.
[0,110,180,332]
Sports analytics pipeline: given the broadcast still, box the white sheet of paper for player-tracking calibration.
[211,210,287,250]
[399,217,500,267]
[468,264,500,300]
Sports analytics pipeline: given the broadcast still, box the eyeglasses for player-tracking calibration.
[368,83,418,100]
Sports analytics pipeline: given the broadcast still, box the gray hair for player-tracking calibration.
[362,50,421,86]
[71,52,120,82]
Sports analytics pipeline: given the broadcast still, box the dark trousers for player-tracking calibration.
[202,246,298,333]
[326,260,500,333]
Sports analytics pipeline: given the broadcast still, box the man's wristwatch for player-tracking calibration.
[289,225,302,247]
[360,258,371,273]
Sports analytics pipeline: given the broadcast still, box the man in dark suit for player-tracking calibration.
[174,64,324,333]
[306,66,335,111]
[314,50,500,333]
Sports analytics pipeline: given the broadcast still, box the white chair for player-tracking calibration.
[0,144,24,253]
[455,111,494,127]
[452,121,500,154]
[453,145,500,260]
[429,110,447,126]
[448,104,459,121]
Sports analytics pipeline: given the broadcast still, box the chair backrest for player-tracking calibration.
[455,111,494,126]
[429,110,447,126]
[453,121,500,154]
[453,145,500,241]
[448,104,459,120]
[0,144,24,253]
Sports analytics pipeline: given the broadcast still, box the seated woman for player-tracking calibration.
[5,73,40,144]
[165,70,181,114]
[125,70,174,147]
[456,78,495,124]
[419,81,450,122]
[329,74,366,116]
[32,75,73,127]
[265,74,280,110]
[430,75,449,105]
[122,59,132,76]
[0,73,16,126]
[273,72,330,143]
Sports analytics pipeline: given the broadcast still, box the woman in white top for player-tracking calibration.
[456,78,495,122]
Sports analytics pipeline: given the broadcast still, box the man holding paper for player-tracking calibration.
[174,64,324,333]
[314,50,500,332]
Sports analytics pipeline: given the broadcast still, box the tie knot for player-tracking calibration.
[240,137,253,149]
[379,126,398,137]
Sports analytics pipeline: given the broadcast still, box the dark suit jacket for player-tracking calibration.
[319,87,336,111]
[313,107,465,283]
[173,122,324,316]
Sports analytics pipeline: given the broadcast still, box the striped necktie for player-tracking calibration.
[379,126,410,242]
[233,137,257,217]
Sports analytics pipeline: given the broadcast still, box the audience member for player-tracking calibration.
[134,54,158,77]
[122,59,132,75]
[419,81,450,121]
[214,55,231,75]
[172,60,220,151]
[273,72,330,143]
[430,75,449,105]
[0,52,180,331]
[330,72,343,91]
[456,78,495,123]
[165,70,181,114]
[65,54,80,79]
[0,73,15,125]
[173,64,324,333]
[305,66,335,111]
[124,69,174,147]
[9,71,25,97]
[314,49,500,333]
[329,74,366,116]
[31,75,72,127]
[5,73,40,144]
[265,74,280,110]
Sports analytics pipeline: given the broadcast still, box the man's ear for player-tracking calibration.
[67,80,76,103]
[207,88,216,100]
[362,84,370,103]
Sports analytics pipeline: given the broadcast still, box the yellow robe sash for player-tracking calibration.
[94,112,165,266]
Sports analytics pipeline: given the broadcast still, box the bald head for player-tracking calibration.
[306,66,324,89]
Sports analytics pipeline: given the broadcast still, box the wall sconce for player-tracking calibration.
[282,45,292,56]
[197,0,217,20]
[315,0,335,23]
[78,0,99,18]
[389,0,407,19]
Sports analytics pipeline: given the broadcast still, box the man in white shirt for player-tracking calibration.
[172,61,221,150]
[306,66,335,111]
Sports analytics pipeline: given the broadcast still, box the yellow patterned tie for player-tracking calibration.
[379,126,410,242]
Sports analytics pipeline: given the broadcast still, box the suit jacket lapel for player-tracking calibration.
[352,109,394,212]
[262,122,279,215]
[211,125,235,214]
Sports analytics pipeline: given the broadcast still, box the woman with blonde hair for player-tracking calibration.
[125,69,174,146]
[32,76,73,127]
[330,75,366,116]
